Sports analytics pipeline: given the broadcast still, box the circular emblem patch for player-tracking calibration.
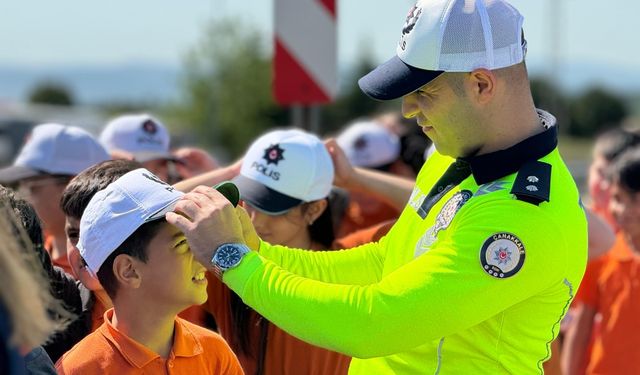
[480,232,525,279]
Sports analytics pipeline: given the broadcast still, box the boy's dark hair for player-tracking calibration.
[611,146,640,194]
[594,127,640,163]
[61,159,142,219]
[96,219,166,299]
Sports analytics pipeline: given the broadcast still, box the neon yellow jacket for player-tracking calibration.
[225,116,587,374]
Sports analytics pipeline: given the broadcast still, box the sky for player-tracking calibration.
[0,1,636,69]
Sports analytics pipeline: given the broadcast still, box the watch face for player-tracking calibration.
[215,245,243,269]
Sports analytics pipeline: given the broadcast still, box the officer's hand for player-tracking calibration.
[166,185,245,267]
[236,205,260,251]
[325,138,357,189]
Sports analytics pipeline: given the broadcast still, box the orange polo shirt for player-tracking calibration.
[576,234,640,374]
[56,309,243,375]
[89,296,108,333]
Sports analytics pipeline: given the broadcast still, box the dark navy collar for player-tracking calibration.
[459,125,558,185]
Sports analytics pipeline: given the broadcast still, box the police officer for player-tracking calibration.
[168,0,588,373]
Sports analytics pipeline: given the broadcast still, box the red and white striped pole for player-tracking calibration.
[274,0,338,130]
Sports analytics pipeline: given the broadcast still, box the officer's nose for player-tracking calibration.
[402,93,419,119]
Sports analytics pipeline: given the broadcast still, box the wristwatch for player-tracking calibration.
[210,243,250,278]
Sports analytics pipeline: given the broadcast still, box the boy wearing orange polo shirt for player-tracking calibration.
[55,167,242,374]
[563,146,640,375]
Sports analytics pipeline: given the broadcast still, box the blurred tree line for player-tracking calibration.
[25,19,632,158]
[172,19,631,157]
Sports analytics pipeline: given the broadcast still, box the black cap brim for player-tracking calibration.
[0,165,45,184]
[232,174,302,215]
[358,55,444,101]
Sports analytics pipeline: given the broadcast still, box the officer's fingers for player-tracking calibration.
[166,211,193,232]
[236,206,260,251]
[191,185,217,197]
[172,198,202,221]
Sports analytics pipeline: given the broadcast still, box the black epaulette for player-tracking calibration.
[510,160,551,206]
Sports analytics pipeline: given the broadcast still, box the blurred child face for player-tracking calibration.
[588,154,611,213]
[135,222,208,309]
[609,181,640,237]
[142,159,170,183]
[65,216,104,291]
[244,203,311,248]
[19,176,68,232]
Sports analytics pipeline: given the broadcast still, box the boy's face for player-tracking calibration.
[65,216,104,291]
[588,154,611,212]
[135,222,208,309]
[609,181,640,236]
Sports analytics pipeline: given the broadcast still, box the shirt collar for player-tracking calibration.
[459,110,558,185]
[99,309,204,369]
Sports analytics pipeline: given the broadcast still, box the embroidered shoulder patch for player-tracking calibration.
[479,232,525,279]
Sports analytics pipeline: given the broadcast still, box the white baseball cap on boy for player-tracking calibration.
[337,120,400,168]
[77,168,184,273]
[99,114,175,163]
[78,168,240,274]
[233,129,334,215]
[0,123,110,183]
[359,0,526,100]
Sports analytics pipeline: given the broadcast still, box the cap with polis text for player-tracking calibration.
[359,0,526,100]
[233,129,334,215]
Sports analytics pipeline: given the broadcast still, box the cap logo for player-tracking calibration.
[142,120,158,135]
[263,144,285,166]
[354,136,368,150]
[402,5,422,36]
[142,172,175,192]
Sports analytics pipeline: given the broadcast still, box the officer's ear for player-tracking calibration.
[467,69,496,105]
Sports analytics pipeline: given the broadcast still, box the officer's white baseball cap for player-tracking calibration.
[359,0,526,100]
[233,129,334,215]
[0,123,110,183]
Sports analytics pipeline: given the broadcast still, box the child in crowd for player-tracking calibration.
[0,123,110,274]
[205,129,351,375]
[56,167,242,374]
[334,121,403,236]
[587,127,640,227]
[60,160,142,335]
[563,146,640,374]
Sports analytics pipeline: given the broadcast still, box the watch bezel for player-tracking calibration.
[211,243,250,277]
